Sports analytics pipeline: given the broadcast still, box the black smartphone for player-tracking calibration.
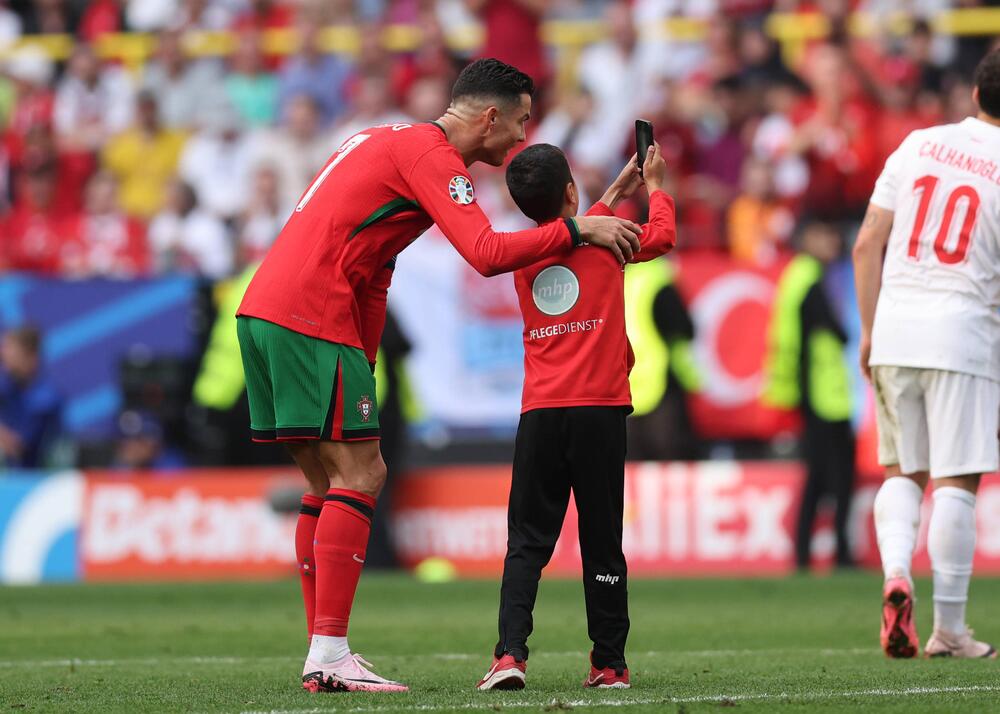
[635,119,653,177]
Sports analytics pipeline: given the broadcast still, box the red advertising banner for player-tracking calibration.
[80,469,301,580]
[392,463,1000,577]
[71,464,1000,581]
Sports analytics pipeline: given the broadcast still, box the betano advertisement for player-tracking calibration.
[3,465,1000,583]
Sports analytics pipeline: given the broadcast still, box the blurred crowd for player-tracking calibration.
[0,0,997,279]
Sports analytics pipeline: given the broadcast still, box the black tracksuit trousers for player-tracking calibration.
[494,406,629,670]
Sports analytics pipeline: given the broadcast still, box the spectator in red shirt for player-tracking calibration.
[788,42,880,220]
[3,164,75,274]
[12,123,93,215]
[77,0,122,41]
[874,55,941,166]
[62,170,149,278]
[467,0,548,90]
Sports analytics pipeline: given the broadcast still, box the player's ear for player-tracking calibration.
[972,85,980,109]
[565,181,577,205]
[485,106,499,133]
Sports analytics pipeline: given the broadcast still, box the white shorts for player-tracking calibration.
[871,366,999,478]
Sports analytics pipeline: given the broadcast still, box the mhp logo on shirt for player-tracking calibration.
[532,265,579,316]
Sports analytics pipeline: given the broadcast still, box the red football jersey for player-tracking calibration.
[238,122,574,359]
[515,191,676,413]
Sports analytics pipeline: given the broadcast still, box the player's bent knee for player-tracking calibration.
[317,440,387,498]
[361,454,389,498]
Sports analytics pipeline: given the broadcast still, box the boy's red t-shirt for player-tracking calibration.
[514,191,676,413]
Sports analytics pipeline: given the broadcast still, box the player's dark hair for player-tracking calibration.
[452,58,534,107]
[974,50,1000,119]
[506,144,573,224]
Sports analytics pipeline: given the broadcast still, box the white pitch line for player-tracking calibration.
[240,685,1000,714]
[0,647,878,670]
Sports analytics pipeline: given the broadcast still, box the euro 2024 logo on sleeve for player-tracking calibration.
[532,265,579,316]
[448,176,475,205]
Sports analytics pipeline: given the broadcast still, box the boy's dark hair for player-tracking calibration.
[974,50,1000,119]
[452,58,534,107]
[506,144,573,224]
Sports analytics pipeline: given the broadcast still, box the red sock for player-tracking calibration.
[312,488,376,637]
[296,494,324,640]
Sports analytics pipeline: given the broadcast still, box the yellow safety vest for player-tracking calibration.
[625,259,672,416]
[374,348,422,424]
[192,264,257,411]
[762,255,852,421]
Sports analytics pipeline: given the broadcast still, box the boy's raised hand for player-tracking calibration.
[598,154,643,210]
[642,143,666,192]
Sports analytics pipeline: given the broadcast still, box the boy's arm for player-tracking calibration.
[588,145,676,261]
[633,190,677,262]
[633,142,676,261]
[585,192,677,261]
[597,154,642,211]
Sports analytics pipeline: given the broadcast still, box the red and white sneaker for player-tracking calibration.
[881,576,919,659]
[583,655,630,689]
[476,652,526,691]
[924,628,998,659]
[302,653,409,692]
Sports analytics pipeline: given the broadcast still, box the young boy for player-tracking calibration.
[477,143,676,691]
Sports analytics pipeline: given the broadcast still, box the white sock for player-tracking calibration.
[873,476,924,584]
[308,635,351,664]
[928,486,977,635]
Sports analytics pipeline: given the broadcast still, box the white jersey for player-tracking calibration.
[868,117,1000,382]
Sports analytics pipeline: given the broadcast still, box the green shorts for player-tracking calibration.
[236,316,380,442]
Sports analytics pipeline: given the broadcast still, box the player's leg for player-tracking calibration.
[923,370,999,658]
[481,409,571,690]
[253,326,401,691]
[239,317,338,646]
[795,416,825,570]
[830,420,856,567]
[286,442,331,641]
[567,407,630,688]
[302,340,406,691]
[870,366,929,658]
[872,367,930,582]
[240,316,323,639]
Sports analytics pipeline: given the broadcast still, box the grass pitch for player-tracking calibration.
[1,573,998,712]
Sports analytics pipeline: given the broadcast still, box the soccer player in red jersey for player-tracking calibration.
[476,143,676,691]
[235,59,642,693]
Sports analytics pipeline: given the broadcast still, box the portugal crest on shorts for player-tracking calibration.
[448,176,475,205]
[356,395,374,422]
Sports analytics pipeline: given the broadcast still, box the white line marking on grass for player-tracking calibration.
[0,655,297,669]
[0,647,878,670]
[238,685,1000,714]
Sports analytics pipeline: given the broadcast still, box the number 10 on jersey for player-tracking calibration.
[907,175,981,264]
